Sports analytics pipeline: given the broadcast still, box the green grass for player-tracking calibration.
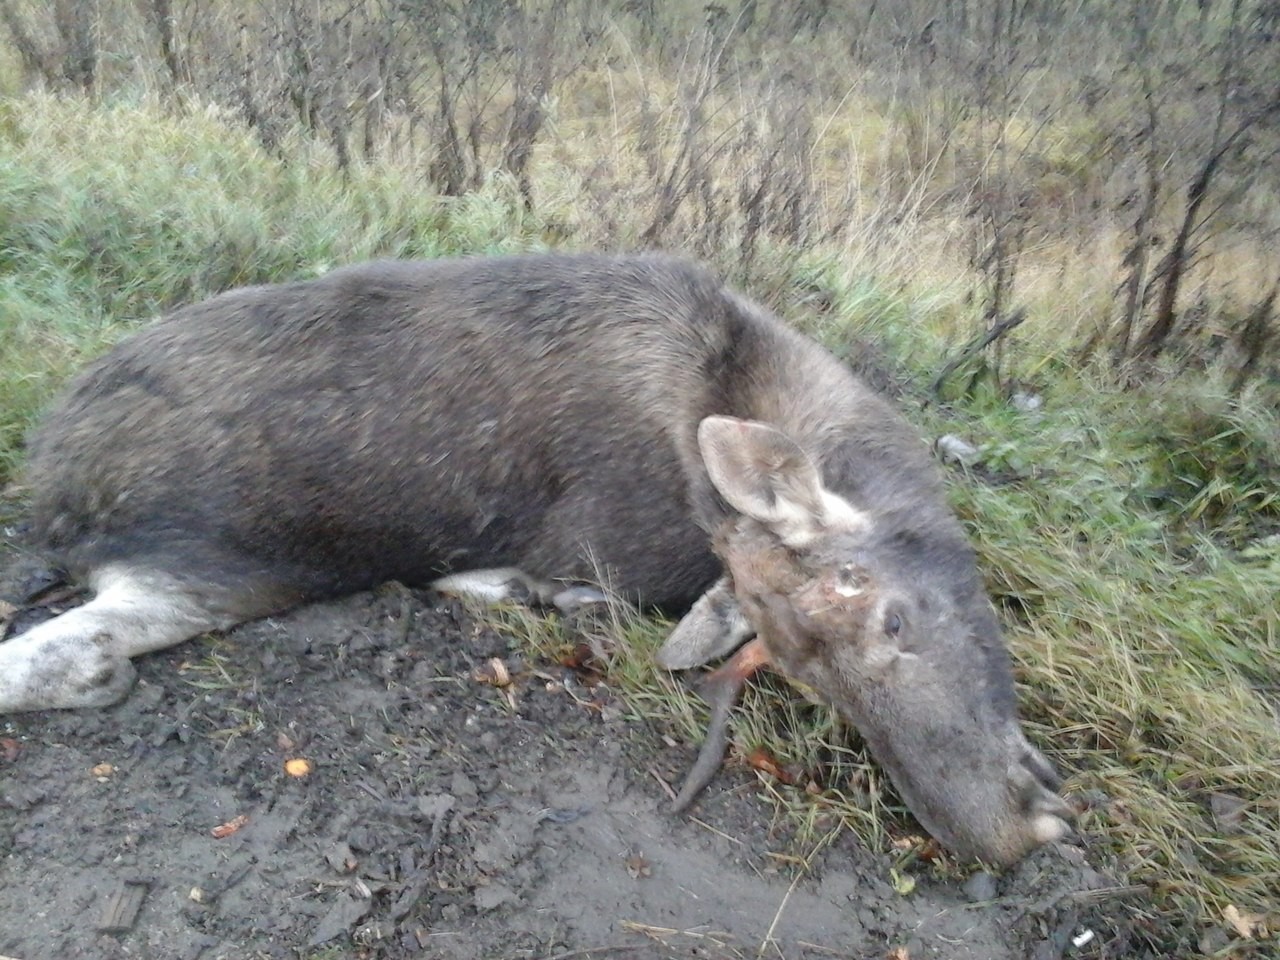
[945,395,1280,921]
[2,93,1278,954]
[0,94,551,482]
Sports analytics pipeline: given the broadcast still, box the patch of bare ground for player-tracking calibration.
[0,542,1143,960]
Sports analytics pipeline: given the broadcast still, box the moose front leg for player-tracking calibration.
[656,577,755,670]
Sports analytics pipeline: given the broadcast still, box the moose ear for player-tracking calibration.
[698,416,870,547]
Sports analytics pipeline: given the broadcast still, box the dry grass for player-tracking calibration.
[477,328,1280,955]
[1,64,1278,956]
[482,449,1280,944]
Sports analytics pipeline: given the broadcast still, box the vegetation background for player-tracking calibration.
[0,1,1277,956]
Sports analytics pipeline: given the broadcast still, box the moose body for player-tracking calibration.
[1,253,1071,864]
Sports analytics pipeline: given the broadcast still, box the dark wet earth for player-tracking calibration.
[0,543,1143,960]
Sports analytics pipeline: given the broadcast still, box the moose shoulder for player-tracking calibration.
[0,253,1071,865]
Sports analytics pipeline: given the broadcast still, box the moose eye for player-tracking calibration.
[883,611,903,638]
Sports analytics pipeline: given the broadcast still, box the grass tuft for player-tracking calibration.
[0,95,552,483]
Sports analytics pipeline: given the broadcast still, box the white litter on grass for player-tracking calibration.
[935,434,981,465]
[1012,390,1044,412]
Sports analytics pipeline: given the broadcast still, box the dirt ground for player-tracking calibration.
[0,538,1141,960]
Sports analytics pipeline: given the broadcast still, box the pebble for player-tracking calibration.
[935,434,981,465]
[962,870,998,902]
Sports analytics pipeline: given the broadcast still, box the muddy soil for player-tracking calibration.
[0,544,1139,960]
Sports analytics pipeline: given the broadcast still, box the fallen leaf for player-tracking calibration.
[284,757,313,778]
[1222,904,1267,939]
[624,854,651,879]
[211,813,249,838]
[1209,792,1248,834]
[0,738,20,762]
[889,867,916,897]
[559,643,604,681]
[324,841,358,873]
[889,834,945,863]
[276,731,297,751]
[887,946,910,959]
[472,657,511,687]
[915,838,946,864]
[745,748,794,785]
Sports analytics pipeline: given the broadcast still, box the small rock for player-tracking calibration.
[1197,926,1231,955]
[307,893,371,947]
[324,841,357,873]
[149,722,179,747]
[1209,791,1247,834]
[415,793,456,820]
[1075,788,1109,810]
[962,870,998,902]
[128,684,165,712]
[935,434,980,465]
[1012,390,1044,412]
[474,881,516,912]
[450,772,479,805]
[355,918,396,943]
[1,782,46,811]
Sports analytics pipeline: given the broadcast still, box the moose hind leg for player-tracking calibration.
[0,564,250,713]
[431,567,610,615]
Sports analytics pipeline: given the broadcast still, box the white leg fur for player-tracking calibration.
[0,566,229,713]
[431,568,556,605]
[430,568,610,616]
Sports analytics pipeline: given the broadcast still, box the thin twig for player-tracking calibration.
[534,945,638,960]
[758,869,804,958]
[929,308,1028,401]
[688,816,745,846]
[795,943,860,958]
[621,921,736,950]
[647,766,678,802]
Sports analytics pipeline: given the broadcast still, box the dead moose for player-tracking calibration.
[0,253,1072,865]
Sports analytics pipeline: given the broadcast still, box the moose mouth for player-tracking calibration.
[668,637,1073,865]
[875,735,1076,865]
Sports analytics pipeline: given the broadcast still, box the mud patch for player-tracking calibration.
[1,569,1138,959]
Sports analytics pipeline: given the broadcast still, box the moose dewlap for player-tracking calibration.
[1,253,1071,864]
